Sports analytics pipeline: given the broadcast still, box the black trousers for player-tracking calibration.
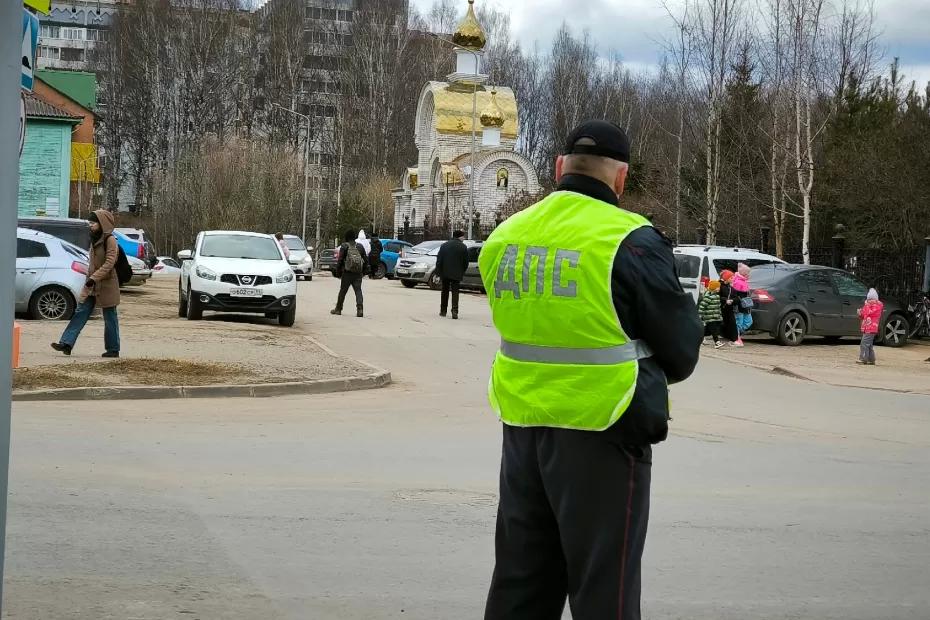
[485,425,652,620]
[440,278,461,314]
[704,321,722,343]
[335,274,363,310]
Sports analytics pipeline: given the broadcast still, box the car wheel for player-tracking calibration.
[372,262,387,280]
[178,283,188,317]
[428,272,442,290]
[401,280,418,289]
[279,304,296,327]
[186,286,203,320]
[29,286,75,320]
[881,314,909,347]
[777,312,806,346]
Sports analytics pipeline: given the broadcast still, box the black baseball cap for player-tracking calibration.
[563,120,631,163]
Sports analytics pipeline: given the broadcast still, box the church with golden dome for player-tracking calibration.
[392,0,541,238]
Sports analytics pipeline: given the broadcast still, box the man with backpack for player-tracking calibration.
[331,229,369,318]
[51,209,124,358]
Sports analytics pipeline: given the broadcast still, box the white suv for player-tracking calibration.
[178,231,299,327]
[674,245,785,302]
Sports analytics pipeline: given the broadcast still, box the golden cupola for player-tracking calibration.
[480,90,506,128]
[452,0,487,51]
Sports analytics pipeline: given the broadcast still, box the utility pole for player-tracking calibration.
[274,104,311,249]
[1,3,23,609]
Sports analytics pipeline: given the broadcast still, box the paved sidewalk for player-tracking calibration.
[704,336,930,394]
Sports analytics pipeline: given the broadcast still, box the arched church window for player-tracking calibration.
[497,167,509,189]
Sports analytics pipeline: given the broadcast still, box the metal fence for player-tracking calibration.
[398,223,499,245]
[398,218,928,305]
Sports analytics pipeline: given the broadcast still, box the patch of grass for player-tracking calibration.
[14,358,256,392]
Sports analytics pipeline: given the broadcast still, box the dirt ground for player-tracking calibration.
[703,334,930,394]
[14,277,372,391]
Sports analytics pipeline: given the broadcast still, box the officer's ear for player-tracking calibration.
[614,163,629,197]
[555,155,565,183]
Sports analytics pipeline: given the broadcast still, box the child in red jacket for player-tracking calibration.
[857,288,883,365]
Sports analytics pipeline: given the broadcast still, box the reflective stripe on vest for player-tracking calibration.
[479,190,653,431]
[500,339,653,365]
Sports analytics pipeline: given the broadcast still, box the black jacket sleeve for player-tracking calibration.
[614,227,702,385]
[436,244,445,275]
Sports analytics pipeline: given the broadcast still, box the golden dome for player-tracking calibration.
[480,90,506,128]
[452,0,487,51]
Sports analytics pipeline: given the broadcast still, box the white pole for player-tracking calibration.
[469,81,476,240]
[0,2,23,607]
[301,116,310,245]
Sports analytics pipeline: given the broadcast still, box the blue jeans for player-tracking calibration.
[60,297,120,353]
[736,313,753,335]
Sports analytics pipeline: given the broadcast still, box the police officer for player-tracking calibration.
[480,121,703,620]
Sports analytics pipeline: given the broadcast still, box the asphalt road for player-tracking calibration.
[5,275,930,619]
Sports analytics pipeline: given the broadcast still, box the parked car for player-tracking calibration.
[748,264,910,347]
[177,231,298,327]
[115,227,158,267]
[396,240,484,291]
[282,234,314,281]
[15,227,88,320]
[674,245,785,302]
[153,256,182,276]
[113,230,155,265]
[18,217,91,251]
[319,248,338,274]
[125,255,152,287]
[371,239,413,279]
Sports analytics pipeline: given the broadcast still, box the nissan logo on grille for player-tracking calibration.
[240,275,253,285]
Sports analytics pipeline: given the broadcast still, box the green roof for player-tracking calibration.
[35,69,96,111]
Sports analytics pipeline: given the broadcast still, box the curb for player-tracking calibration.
[12,370,392,402]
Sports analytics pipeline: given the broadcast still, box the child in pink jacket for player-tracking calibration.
[857,288,883,365]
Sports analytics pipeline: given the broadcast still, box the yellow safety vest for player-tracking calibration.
[479,191,653,431]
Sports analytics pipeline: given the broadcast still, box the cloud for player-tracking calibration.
[411,0,930,81]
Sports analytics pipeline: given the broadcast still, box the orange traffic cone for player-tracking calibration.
[12,322,21,370]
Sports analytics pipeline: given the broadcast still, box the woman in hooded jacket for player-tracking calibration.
[51,210,121,357]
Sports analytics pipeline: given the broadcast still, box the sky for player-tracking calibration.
[410,0,930,88]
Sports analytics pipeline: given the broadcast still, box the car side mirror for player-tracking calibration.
[177,250,192,261]
[307,246,314,253]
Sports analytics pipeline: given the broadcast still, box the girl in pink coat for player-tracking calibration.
[857,288,883,365]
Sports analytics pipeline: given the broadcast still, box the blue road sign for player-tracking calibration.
[22,9,39,91]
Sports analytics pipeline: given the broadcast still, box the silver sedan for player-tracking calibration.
[15,227,88,320]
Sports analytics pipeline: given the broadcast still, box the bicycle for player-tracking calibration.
[908,292,930,339]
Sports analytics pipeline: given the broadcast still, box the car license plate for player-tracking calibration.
[396,269,409,276]
[230,288,262,298]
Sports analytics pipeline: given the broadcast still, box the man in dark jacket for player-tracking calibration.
[331,229,369,318]
[483,121,703,620]
[368,236,383,279]
[436,230,469,319]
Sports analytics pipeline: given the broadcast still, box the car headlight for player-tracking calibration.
[195,265,218,281]
[413,262,429,270]
[276,270,295,284]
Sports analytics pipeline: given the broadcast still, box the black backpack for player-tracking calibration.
[104,234,133,286]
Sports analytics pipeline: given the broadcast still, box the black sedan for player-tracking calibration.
[748,264,910,347]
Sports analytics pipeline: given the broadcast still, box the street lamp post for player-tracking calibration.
[427,32,482,240]
[273,104,313,256]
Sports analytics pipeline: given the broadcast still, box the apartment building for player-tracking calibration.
[36,0,122,72]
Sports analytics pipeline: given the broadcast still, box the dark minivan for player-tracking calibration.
[749,264,910,347]
[18,217,91,252]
